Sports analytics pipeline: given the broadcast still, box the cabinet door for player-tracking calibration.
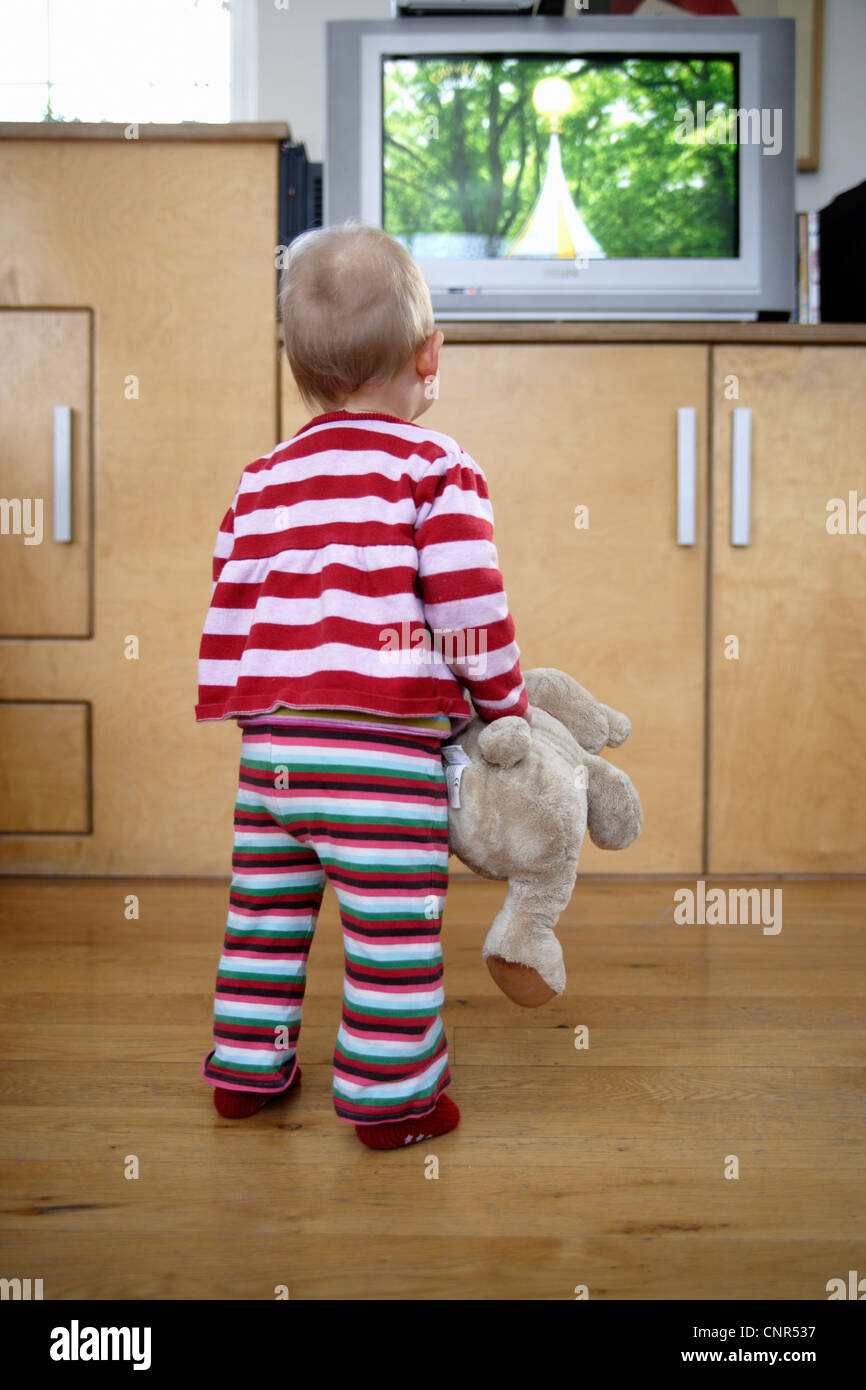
[347,342,708,874]
[0,309,91,635]
[709,347,866,872]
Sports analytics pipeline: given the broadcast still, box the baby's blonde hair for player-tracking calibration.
[279,220,435,413]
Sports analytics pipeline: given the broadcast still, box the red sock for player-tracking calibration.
[213,1068,301,1118]
[355,1093,460,1150]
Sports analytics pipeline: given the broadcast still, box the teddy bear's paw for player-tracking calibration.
[486,955,559,1008]
[477,715,532,768]
[524,669,619,754]
[602,706,632,748]
[584,756,644,849]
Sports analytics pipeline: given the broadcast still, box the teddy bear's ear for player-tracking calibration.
[477,716,532,769]
[523,668,629,755]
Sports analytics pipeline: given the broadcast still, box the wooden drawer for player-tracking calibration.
[0,701,90,833]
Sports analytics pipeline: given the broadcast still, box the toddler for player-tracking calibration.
[196,221,529,1149]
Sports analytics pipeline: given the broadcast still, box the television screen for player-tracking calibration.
[382,52,739,261]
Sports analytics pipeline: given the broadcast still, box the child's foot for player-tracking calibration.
[355,1093,460,1150]
[213,1067,301,1118]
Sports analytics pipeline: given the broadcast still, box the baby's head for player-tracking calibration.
[279,220,443,421]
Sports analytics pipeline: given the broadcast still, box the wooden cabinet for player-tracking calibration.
[1,133,861,882]
[284,334,866,877]
[709,347,866,872]
[0,136,280,874]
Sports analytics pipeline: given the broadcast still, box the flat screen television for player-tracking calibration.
[325,15,795,320]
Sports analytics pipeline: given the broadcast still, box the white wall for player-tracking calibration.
[249,0,392,158]
[240,0,866,212]
[795,0,866,210]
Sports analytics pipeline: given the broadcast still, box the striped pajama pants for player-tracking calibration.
[202,721,452,1125]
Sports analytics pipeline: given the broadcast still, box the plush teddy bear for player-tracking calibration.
[445,668,643,1007]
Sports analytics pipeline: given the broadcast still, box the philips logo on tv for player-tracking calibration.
[544,260,589,276]
[674,101,783,157]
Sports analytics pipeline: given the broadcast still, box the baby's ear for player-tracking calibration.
[419,330,443,378]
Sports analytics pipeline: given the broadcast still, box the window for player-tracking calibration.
[0,0,231,123]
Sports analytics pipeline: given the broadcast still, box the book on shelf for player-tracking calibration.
[808,212,821,325]
[794,211,821,324]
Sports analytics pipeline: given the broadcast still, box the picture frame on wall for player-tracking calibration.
[598,0,824,171]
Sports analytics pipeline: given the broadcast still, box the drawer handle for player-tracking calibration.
[676,406,696,546]
[53,405,72,543]
[731,407,752,547]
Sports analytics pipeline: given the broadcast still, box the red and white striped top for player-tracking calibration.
[195,409,529,732]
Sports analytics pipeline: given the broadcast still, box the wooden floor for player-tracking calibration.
[0,876,864,1301]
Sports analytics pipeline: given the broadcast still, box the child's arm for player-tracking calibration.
[414,445,529,723]
[209,499,236,597]
[196,496,239,720]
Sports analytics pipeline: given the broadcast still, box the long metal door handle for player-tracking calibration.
[731,407,751,546]
[53,405,72,543]
[677,406,696,546]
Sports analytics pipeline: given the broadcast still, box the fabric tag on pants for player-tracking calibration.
[441,743,471,808]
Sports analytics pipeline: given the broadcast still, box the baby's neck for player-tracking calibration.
[339,383,429,424]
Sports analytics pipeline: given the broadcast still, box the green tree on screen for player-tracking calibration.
[383,56,738,258]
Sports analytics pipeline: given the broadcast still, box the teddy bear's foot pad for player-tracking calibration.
[486,955,558,1007]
